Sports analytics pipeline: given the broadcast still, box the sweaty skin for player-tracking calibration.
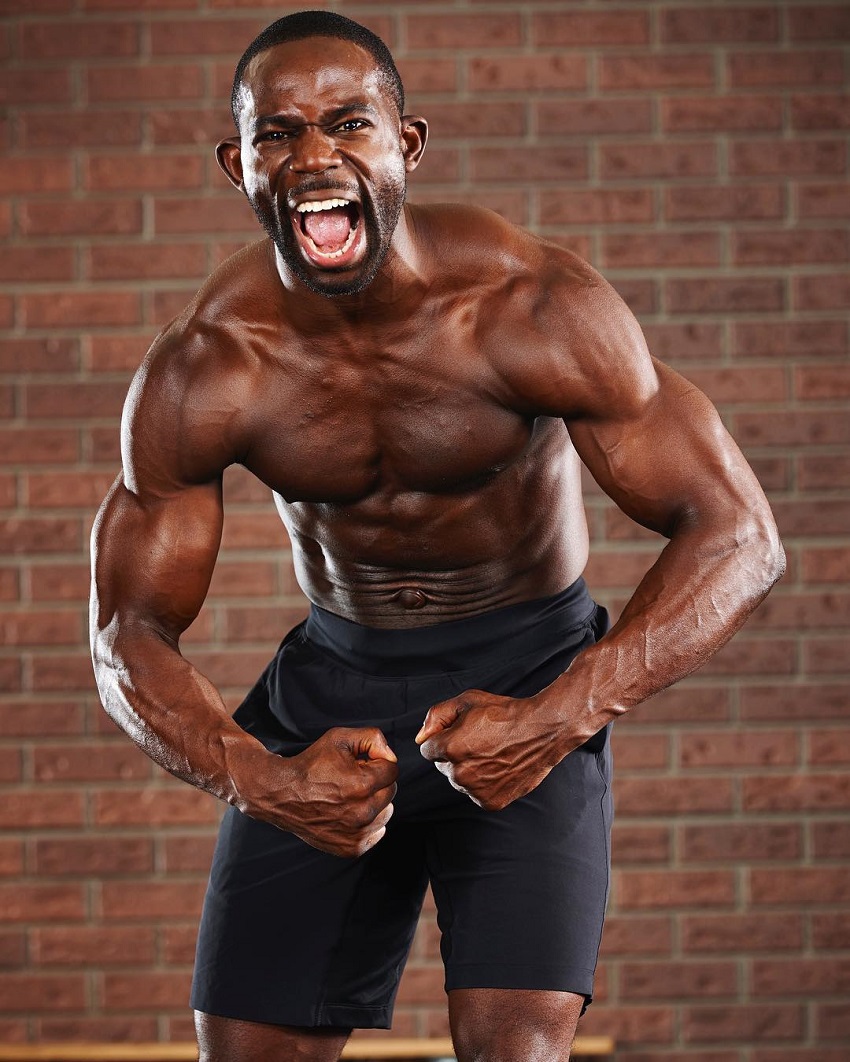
[91,37,784,854]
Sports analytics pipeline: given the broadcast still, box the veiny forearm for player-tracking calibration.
[91,619,275,813]
[539,510,785,741]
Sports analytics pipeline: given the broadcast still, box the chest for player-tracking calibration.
[241,332,535,503]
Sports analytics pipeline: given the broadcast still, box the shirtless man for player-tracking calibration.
[89,11,785,1062]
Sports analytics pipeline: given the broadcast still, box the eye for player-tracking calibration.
[254,129,293,144]
[334,119,368,134]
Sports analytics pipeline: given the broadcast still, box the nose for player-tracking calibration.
[288,125,341,174]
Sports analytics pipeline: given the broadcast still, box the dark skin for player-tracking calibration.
[90,36,785,1062]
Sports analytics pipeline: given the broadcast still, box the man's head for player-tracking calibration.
[230,11,405,130]
[218,11,426,299]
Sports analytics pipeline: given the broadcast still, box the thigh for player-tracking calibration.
[449,988,584,1062]
[196,1012,350,1062]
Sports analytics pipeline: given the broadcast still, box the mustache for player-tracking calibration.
[286,178,362,203]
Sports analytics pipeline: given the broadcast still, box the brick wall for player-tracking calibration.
[1,0,848,1057]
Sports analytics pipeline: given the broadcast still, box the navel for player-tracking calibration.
[392,587,429,610]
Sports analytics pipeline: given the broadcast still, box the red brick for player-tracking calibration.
[220,512,287,551]
[752,958,850,997]
[0,883,85,922]
[791,93,850,131]
[150,106,234,146]
[812,912,850,949]
[736,409,850,447]
[599,916,672,957]
[809,729,850,769]
[470,146,587,184]
[1,610,79,647]
[609,278,657,316]
[0,428,79,466]
[682,913,804,953]
[817,1000,850,1039]
[802,546,850,582]
[611,732,671,772]
[733,320,846,359]
[682,823,801,863]
[621,960,737,1001]
[805,636,850,673]
[20,21,139,59]
[684,1004,802,1043]
[93,787,221,828]
[664,6,780,42]
[615,777,734,816]
[420,101,526,140]
[0,568,18,601]
[407,13,520,50]
[703,638,796,678]
[0,247,75,285]
[0,338,78,375]
[730,138,846,177]
[33,744,151,783]
[540,189,654,226]
[789,4,850,41]
[100,880,206,921]
[619,870,735,910]
[0,156,74,197]
[0,700,83,737]
[150,19,267,56]
[27,470,117,509]
[642,322,724,361]
[89,243,207,283]
[582,549,660,589]
[680,731,798,770]
[35,837,154,877]
[38,1016,158,1043]
[469,54,586,93]
[0,930,25,968]
[87,334,152,374]
[751,1051,849,1062]
[751,592,850,631]
[796,272,850,311]
[578,1004,674,1046]
[0,516,81,554]
[533,11,649,46]
[685,367,787,405]
[600,141,718,181]
[537,98,653,137]
[663,96,783,133]
[32,651,103,693]
[0,973,86,1012]
[102,970,192,1010]
[0,67,71,106]
[602,232,720,270]
[796,364,850,401]
[668,277,784,315]
[22,111,142,150]
[744,774,850,813]
[87,64,204,103]
[86,154,204,193]
[154,196,258,235]
[161,925,197,965]
[21,292,141,330]
[161,834,216,873]
[729,50,845,87]
[610,824,671,863]
[797,182,850,220]
[750,867,850,905]
[205,560,277,599]
[666,185,783,222]
[88,426,122,463]
[29,563,89,602]
[32,926,156,967]
[0,841,23,878]
[601,54,715,91]
[20,199,142,238]
[734,229,849,267]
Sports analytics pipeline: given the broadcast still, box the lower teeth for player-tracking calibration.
[310,225,357,260]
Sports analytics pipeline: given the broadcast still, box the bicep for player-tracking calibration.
[567,360,762,538]
[91,473,223,643]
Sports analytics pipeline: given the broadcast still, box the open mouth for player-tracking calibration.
[292,197,366,270]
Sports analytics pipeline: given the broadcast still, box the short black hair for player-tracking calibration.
[231,10,405,128]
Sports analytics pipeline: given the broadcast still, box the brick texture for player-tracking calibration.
[1,1,848,1058]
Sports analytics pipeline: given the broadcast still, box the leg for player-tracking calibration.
[195,1011,350,1062]
[448,989,585,1062]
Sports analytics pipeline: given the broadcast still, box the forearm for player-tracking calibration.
[91,621,276,814]
[539,512,785,739]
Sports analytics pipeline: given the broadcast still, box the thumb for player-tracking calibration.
[415,698,465,745]
[353,728,397,764]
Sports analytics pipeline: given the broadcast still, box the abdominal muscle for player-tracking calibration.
[276,453,590,629]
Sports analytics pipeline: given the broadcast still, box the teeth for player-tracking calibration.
[295,197,352,213]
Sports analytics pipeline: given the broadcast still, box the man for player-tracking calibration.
[89,11,784,1062]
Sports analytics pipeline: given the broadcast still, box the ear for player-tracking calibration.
[399,115,428,173]
[216,136,245,191]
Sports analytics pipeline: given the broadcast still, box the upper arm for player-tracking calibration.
[91,334,237,645]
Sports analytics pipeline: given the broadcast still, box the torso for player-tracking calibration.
[165,206,597,627]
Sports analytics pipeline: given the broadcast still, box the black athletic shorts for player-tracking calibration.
[191,578,612,1029]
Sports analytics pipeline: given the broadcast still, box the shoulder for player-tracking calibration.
[418,209,659,421]
[123,241,277,491]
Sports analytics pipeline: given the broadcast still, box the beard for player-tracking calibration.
[249,165,407,298]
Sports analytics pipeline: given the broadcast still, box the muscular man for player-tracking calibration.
[90,11,784,1062]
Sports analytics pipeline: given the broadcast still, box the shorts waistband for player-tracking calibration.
[303,578,597,677]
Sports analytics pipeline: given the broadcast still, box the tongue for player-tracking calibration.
[303,207,352,251]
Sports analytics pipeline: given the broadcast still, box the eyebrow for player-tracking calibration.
[253,102,379,131]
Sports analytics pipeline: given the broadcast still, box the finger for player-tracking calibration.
[415,698,465,745]
[419,734,448,763]
[362,757,399,792]
[352,728,397,764]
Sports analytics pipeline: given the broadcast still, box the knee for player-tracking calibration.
[450,989,583,1062]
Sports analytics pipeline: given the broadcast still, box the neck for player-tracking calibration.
[273,205,427,328]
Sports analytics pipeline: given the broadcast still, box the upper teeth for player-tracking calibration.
[296,198,351,213]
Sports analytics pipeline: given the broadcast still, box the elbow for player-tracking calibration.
[741,509,786,598]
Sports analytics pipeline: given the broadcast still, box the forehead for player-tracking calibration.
[239,36,392,123]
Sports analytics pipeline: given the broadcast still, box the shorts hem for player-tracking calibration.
[190,996,393,1030]
[444,962,595,1000]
